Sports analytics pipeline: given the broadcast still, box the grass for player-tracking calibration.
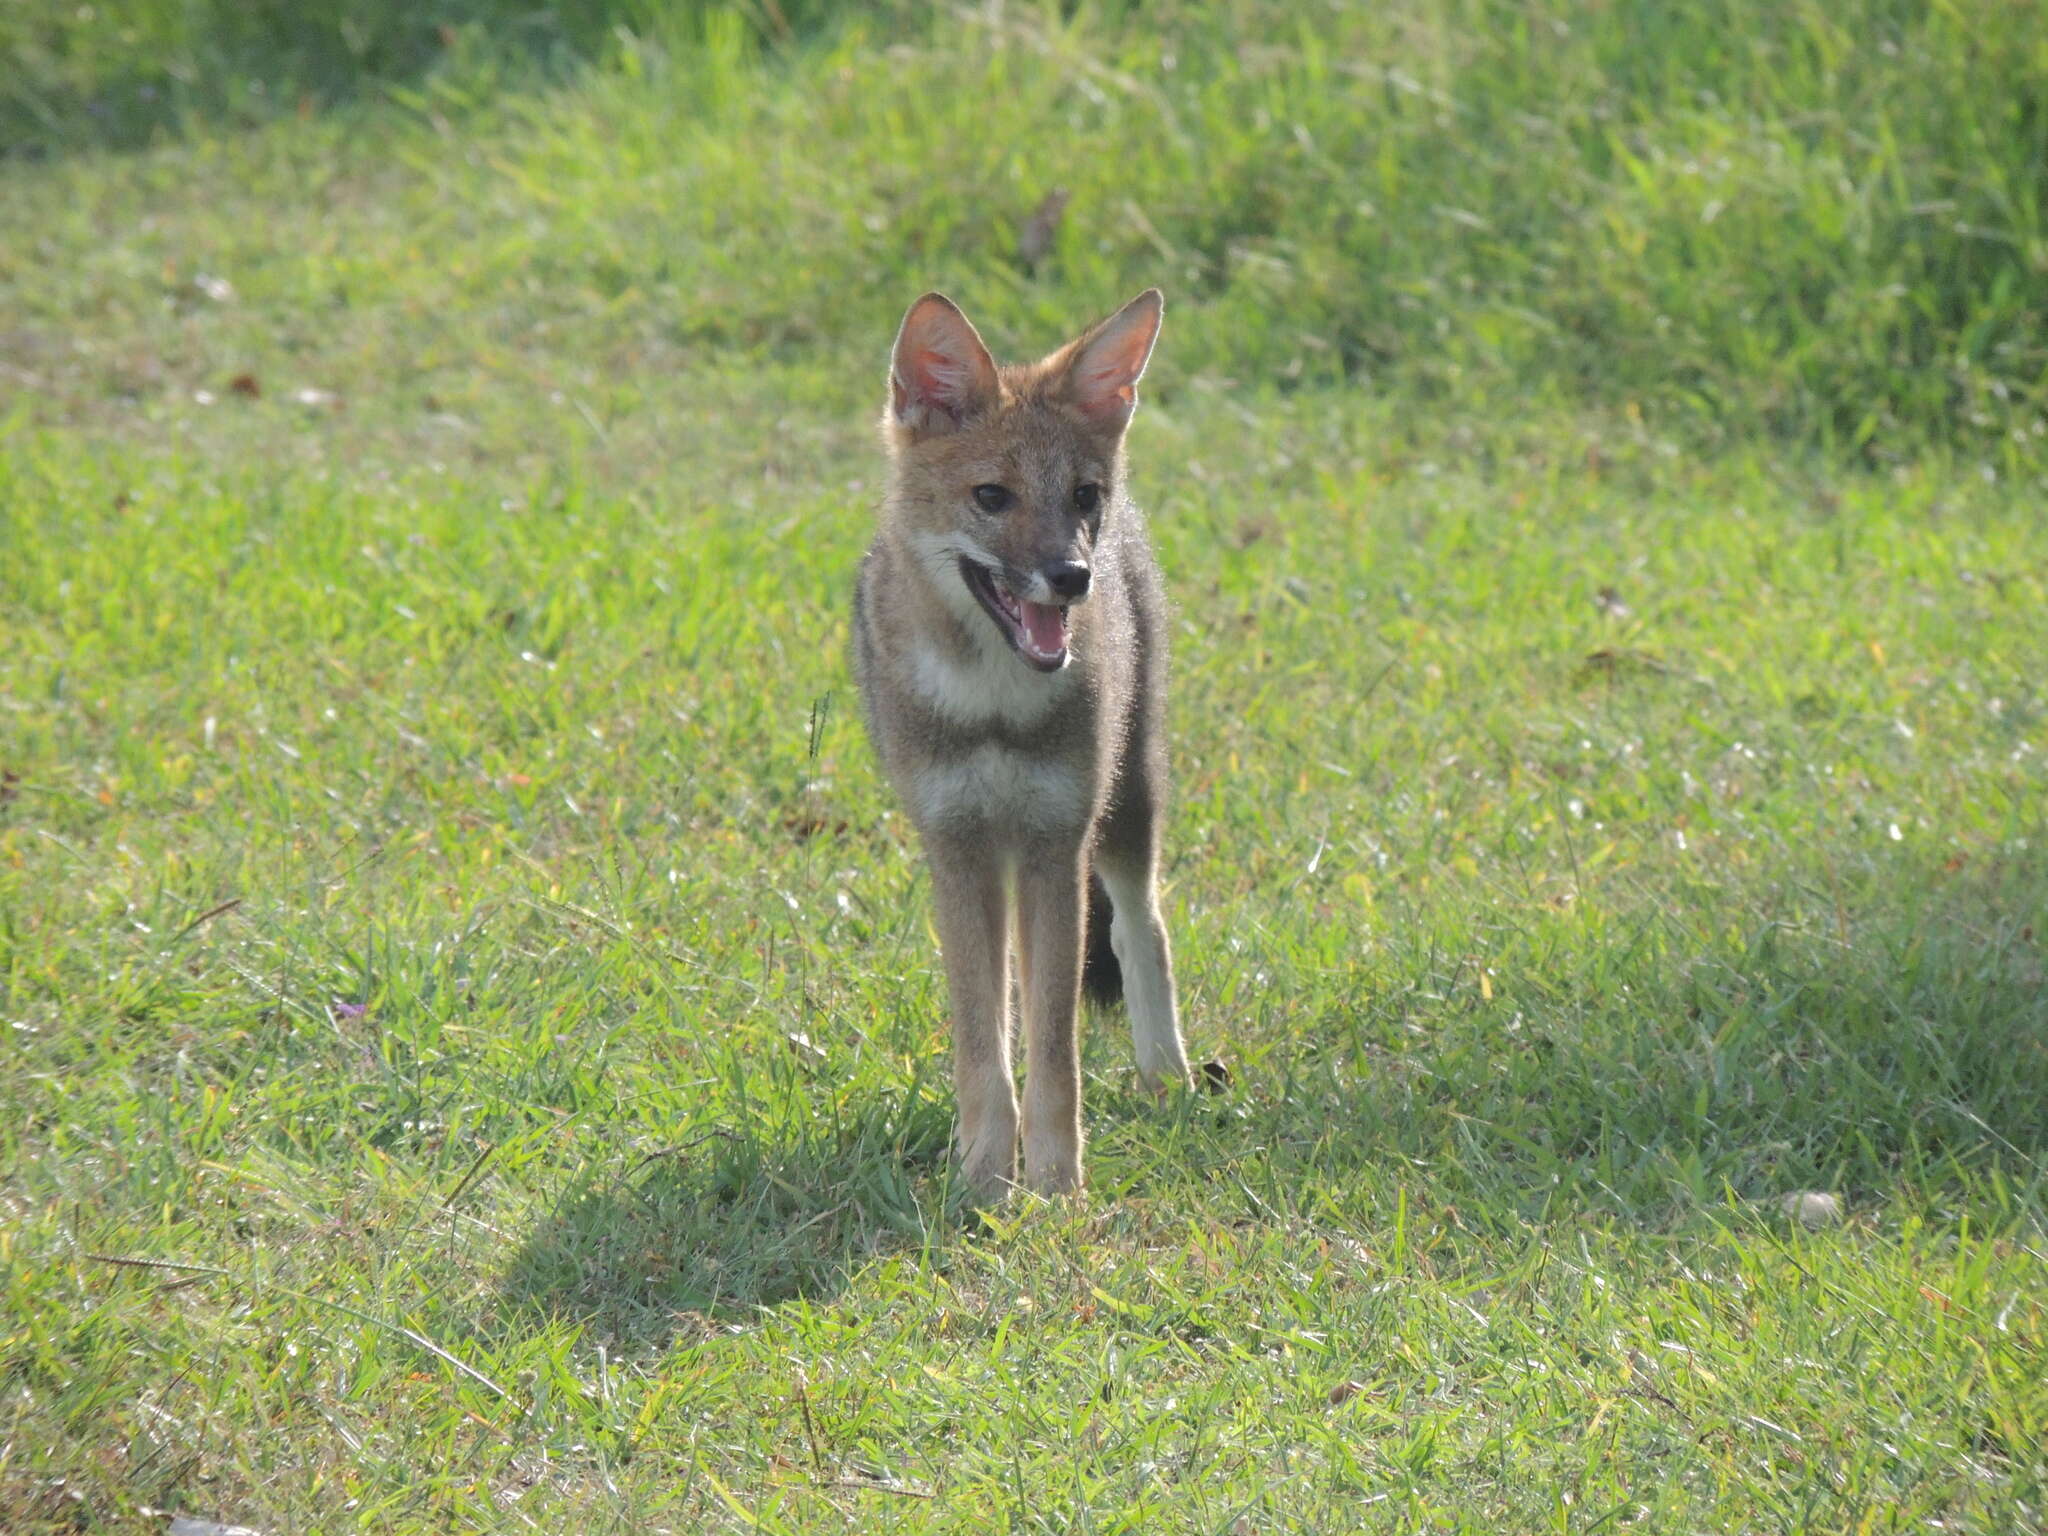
[2,1,2046,1530]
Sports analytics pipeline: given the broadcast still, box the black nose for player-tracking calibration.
[1044,561,1091,600]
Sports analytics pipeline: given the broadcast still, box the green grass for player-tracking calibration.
[3,2,2046,1531]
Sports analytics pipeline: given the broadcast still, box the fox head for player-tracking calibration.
[880,289,1163,673]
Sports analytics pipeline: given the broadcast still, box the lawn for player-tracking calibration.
[2,1,2045,1531]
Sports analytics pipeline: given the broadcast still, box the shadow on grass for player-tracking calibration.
[497,1067,957,1347]
[2,0,857,160]
[498,843,2046,1345]
[1247,842,2048,1224]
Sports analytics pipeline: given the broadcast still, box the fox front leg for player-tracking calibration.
[1015,849,1087,1195]
[926,837,1019,1201]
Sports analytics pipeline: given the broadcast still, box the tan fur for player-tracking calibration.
[852,291,1194,1201]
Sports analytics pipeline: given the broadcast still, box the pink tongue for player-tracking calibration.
[1019,601,1067,657]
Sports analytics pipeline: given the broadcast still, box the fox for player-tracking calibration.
[852,288,1194,1201]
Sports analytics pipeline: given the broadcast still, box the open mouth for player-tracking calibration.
[959,559,1069,671]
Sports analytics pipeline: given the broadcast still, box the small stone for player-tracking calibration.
[1779,1191,1843,1228]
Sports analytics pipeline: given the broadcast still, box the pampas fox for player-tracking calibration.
[852,290,1192,1200]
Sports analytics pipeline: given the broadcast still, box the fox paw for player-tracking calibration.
[1022,1128,1083,1197]
[953,1125,1018,1205]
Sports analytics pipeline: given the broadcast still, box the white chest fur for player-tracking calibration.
[907,635,1072,730]
[891,610,1093,834]
[909,740,1090,835]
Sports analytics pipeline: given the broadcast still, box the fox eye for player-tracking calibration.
[1073,483,1101,513]
[972,484,1012,513]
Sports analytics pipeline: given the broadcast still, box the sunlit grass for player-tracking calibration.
[2,2,2045,1531]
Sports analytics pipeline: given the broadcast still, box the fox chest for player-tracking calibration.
[906,741,1093,838]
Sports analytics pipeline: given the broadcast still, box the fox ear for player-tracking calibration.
[1062,288,1163,426]
[890,293,999,431]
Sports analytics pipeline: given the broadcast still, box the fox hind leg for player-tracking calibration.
[1094,842,1192,1096]
[1080,864,1123,1007]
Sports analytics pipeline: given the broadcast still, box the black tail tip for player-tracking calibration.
[1082,867,1123,1007]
